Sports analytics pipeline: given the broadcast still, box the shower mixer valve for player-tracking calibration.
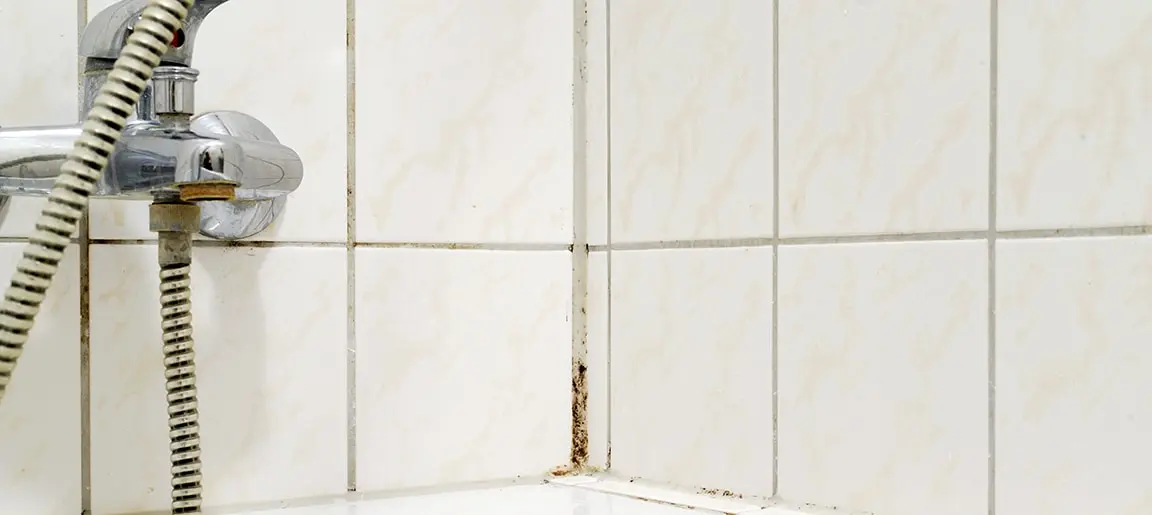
[0,0,303,240]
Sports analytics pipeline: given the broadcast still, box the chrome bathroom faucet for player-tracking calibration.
[0,0,303,239]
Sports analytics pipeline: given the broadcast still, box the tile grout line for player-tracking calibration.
[345,0,358,493]
[770,0,780,498]
[77,0,91,513]
[583,225,1152,252]
[568,0,592,469]
[987,1,999,514]
[603,0,614,470]
[80,239,575,250]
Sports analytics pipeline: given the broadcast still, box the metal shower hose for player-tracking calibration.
[0,0,205,512]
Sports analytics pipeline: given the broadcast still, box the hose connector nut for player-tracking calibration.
[149,202,201,234]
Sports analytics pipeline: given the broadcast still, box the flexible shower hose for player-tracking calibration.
[0,0,200,512]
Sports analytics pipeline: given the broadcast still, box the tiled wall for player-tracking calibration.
[4,1,1152,515]
[0,1,573,514]
[585,2,1152,515]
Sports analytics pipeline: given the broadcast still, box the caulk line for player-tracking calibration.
[987,0,999,513]
[587,225,1152,252]
[770,0,780,497]
[603,0,614,470]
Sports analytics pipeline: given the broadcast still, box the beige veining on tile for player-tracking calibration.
[609,0,773,243]
[610,248,773,497]
[355,0,572,244]
[997,237,1152,515]
[89,246,347,513]
[777,241,986,515]
[0,246,81,515]
[778,0,989,237]
[354,249,571,490]
[998,0,1152,230]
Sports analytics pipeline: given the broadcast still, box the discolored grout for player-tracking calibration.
[568,0,592,470]
[77,0,91,512]
[345,0,358,493]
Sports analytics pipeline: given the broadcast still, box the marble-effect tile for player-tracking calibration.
[354,249,571,490]
[585,252,609,469]
[0,0,78,238]
[778,0,989,237]
[355,0,572,244]
[609,248,773,497]
[776,241,987,515]
[996,237,1152,515]
[89,246,347,514]
[997,0,1152,230]
[85,0,348,242]
[0,246,81,515]
[584,0,610,246]
[609,0,773,242]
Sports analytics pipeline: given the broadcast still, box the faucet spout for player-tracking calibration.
[0,114,302,200]
[0,124,81,196]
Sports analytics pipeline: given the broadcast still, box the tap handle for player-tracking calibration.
[79,0,231,67]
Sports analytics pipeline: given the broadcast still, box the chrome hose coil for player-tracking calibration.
[0,0,192,401]
[159,249,202,513]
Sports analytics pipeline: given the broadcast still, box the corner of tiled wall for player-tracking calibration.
[592,1,1152,515]
[589,0,776,500]
[2,0,578,513]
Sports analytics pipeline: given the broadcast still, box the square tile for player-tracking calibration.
[89,245,347,513]
[997,1,1152,230]
[354,249,571,490]
[355,0,573,244]
[0,0,79,238]
[609,0,773,242]
[0,245,81,515]
[778,0,989,237]
[996,237,1152,515]
[584,0,609,246]
[610,248,773,497]
[586,251,608,468]
[86,0,348,242]
[776,241,987,515]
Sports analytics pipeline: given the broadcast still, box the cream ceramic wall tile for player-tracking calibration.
[586,251,608,469]
[778,1,989,237]
[584,0,609,247]
[355,0,572,244]
[997,237,1152,515]
[86,0,347,242]
[355,249,571,490]
[777,241,986,515]
[610,248,773,497]
[998,1,1152,230]
[610,0,773,243]
[89,246,346,514]
[0,246,80,515]
[0,0,78,238]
